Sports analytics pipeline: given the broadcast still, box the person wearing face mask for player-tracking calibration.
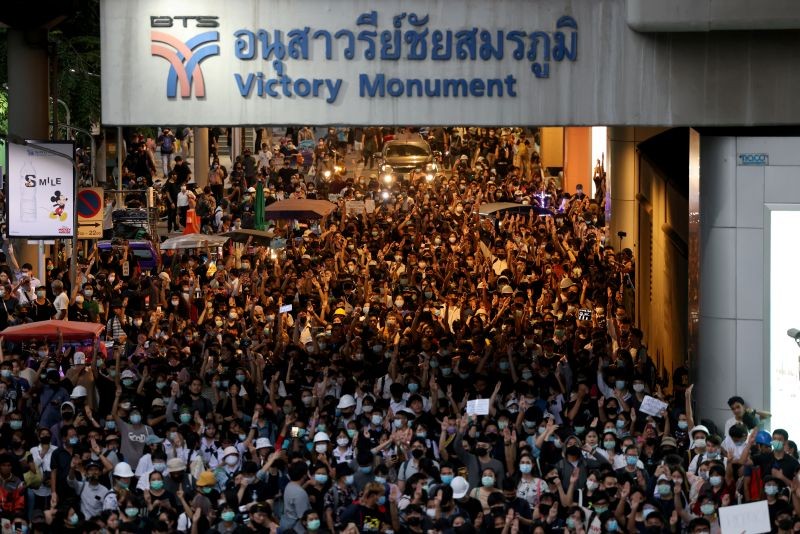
[29,284,56,322]
[453,415,505,491]
[134,444,168,491]
[50,424,82,508]
[323,462,357,532]
[214,446,242,491]
[112,381,153,470]
[67,459,110,520]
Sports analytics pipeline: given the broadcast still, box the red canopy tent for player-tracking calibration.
[0,320,104,342]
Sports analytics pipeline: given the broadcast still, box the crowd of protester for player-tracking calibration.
[0,126,796,534]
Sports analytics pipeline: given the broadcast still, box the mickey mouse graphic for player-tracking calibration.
[49,191,68,221]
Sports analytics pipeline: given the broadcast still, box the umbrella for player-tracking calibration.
[160,233,229,250]
[254,182,266,230]
[1,320,104,342]
[222,228,274,246]
[264,199,337,220]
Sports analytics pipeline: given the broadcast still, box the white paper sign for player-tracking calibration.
[718,500,771,534]
[364,199,376,214]
[638,395,668,417]
[466,399,490,416]
[8,141,75,238]
[346,200,366,215]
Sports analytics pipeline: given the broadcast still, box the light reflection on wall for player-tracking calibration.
[769,210,800,440]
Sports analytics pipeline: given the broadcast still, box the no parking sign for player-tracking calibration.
[77,188,104,239]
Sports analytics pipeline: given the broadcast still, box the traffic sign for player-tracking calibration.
[77,187,104,239]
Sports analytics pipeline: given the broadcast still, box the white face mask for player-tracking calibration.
[225,455,238,466]
[336,437,350,447]
[315,443,328,454]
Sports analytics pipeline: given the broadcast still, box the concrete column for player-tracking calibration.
[696,136,740,426]
[193,128,209,188]
[7,29,50,276]
[608,127,638,256]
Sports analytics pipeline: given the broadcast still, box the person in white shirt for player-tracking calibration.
[52,280,69,320]
[176,185,189,229]
[257,143,272,172]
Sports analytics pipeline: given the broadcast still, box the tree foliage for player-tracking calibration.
[0,0,101,136]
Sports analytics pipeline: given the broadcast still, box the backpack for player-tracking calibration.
[161,135,174,154]
[196,196,211,218]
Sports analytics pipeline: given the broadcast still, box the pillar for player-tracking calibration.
[7,29,50,280]
[696,136,742,427]
[563,127,592,194]
[193,128,209,188]
[608,127,638,257]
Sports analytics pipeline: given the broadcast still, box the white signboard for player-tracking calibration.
[718,501,771,534]
[638,395,668,417]
[466,399,490,416]
[7,142,75,238]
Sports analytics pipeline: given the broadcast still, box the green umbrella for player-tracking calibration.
[254,182,266,230]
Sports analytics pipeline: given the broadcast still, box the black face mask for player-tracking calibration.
[476,446,490,457]
[411,449,424,460]
[779,520,793,531]
[39,436,51,444]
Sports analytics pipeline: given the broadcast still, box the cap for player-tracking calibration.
[661,436,677,448]
[145,435,164,445]
[84,459,103,470]
[61,401,75,412]
[159,272,171,283]
[222,446,239,458]
[337,394,356,409]
[247,187,256,193]
[197,470,216,487]
[313,432,330,443]
[301,254,312,260]
[559,277,577,289]
[113,462,134,478]
[167,458,187,473]
[70,385,87,399]
[460,155,468,160]
[500,285,514,295]
[255,437,273,449]
[755,430,772,445]
[121,369,137,379]
[451,476,470,499]
[333,308,347,316]
[152,398,165,407]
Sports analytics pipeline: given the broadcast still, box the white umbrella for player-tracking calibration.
[160,233,229,250]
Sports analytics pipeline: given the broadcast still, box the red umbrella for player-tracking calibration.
[0,320,104,342]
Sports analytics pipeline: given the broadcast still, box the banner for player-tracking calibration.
[100,0,800,127]
[7,142,75,238]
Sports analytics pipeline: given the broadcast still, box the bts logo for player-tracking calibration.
[151,30,220,99]
[150,16,220,28]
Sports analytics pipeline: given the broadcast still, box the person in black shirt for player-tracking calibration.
[173,156,192,186]
[0,282,17,329]
[30,287,55,322]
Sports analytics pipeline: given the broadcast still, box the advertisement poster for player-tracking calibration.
[7,141,75,238]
